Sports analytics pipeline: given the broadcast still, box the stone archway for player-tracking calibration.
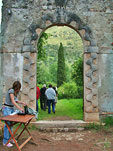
[21,10,99,122]
[1,0,112,122]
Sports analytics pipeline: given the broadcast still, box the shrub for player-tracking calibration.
[103,116,113,126]
[46,82,57,88]
[58,82,83,99]
[37,82,57,89]
[37,84,43,89]
[72,56,83,86]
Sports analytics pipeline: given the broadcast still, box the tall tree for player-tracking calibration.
[57,42,66,87]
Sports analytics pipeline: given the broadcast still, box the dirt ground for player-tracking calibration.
[0,127,113,151]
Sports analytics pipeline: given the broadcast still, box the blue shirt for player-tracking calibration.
[45,88,56,100]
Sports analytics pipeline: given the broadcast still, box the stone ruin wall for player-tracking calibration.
[0,0,113,121]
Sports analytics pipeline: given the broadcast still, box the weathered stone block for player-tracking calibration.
[84,113,99,122]
[91,64,97,72]
[86,58,92,65]
[91,53,97,59]
[29,72,35,77]
[23,76,30,83]
[92,99,98,107]
[85,105,93,113]
[29,83,35,89]
[21,94,29,103]
[86,82,92,89]
[22,88,29,95]
[29,57,36,65]
[87,47,99,53]
[22,45,31,52]
[92,88,98,95]
[86,93,93,101]
[23,64,30,71]
[36,28,43,35]
[24,38,31,45]
[92,76,98,83]
[30,45,37,52]
[45,21,52,27]
[22,52,30,59]
[86,70,92,77]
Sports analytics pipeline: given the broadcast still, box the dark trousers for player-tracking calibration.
[36,99,38,112]
[40,97,47,110]
[47,99,55,114]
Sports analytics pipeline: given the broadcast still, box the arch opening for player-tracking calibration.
[36,25,84,120]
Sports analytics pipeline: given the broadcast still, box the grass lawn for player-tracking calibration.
[38,98,83,120]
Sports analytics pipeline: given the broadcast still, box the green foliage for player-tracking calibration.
[58,82,82,99]
[65,61,72,82]
[45,81,57,88]
[77,86,83,98]
[57,42,66,87]
[37,32,48,60]
[37,84,43,89]
[37,32,49,84]
[37,61,50,84]
[49,62,57,83]
[37,26,83,85]
[38,98,83,120]
[84,117,113,131]
[37,61,57,85]
[72,56,83,86]
[84,123,103,130]
[45,26,83,61]
[103,116,113,126]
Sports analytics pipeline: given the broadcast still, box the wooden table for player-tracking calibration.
[0,114,35,151]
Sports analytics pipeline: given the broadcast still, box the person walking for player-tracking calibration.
[36,86,40,112]
[45,84,56,114]
[2,81,26,147]
[40,84,47,111]
[53,86,58,107]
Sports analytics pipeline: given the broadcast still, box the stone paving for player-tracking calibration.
[31,120,90,132]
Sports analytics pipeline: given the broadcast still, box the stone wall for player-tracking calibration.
[99,54,113,112]
[0,0,113,121]
[0,53,3,109]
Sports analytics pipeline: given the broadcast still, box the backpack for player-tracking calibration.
[24,106,38,119]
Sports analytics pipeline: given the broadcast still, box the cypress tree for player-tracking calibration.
[57,42,66,87]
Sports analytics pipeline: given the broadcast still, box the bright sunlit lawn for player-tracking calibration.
[38,99,83,120]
